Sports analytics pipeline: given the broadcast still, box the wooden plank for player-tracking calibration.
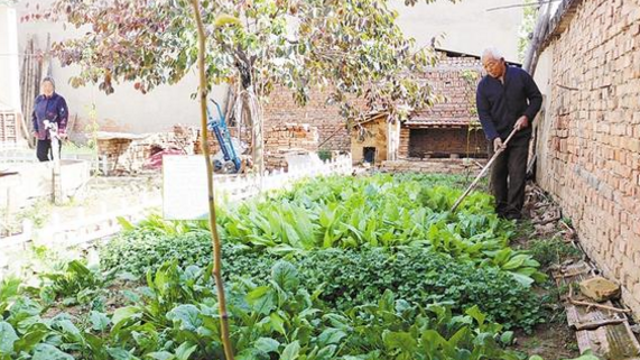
[554,260,640,359]
[553,260,595,283]
[566,302,626,331]
[576,322,640,360]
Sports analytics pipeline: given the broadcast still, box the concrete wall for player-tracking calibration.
[0,5,21,111]
[14,0,524,135]
[534,0,640,316]
[15,0,227,135]
[391,0,523,62]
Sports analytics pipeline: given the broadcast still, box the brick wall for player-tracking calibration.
[194,127,252,156]
[407,128,488,158]
[265,123,319,170]
[536,0,640,316]
[415,54,482,124]
[263,86,354,152]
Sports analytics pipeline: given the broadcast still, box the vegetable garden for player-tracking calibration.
[0,174,593,360]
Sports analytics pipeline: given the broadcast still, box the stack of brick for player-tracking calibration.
[535,0,640,315]
[265,123,319,170]
[381,158,485,175]
[97,125,198,175]
[193,127,251,155]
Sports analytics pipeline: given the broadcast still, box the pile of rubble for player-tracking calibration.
[524,183,640,359]
[97,125,198,175]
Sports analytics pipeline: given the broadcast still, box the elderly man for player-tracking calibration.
[476,47,542,220]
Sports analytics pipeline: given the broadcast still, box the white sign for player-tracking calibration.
[163,155,209,220]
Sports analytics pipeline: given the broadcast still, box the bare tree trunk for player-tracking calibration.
[237,88,264,176]
[188,1,235,359]
[523,1,551,75]
[248,88,264,177]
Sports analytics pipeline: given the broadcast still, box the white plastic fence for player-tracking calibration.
[0,153,353,277]
[213,154,353,201]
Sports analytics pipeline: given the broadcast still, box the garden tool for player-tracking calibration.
[43,120,61,161]
[44,120,64,204]
[450,127,519,213]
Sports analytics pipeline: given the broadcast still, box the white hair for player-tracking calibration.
[482,47,503,61]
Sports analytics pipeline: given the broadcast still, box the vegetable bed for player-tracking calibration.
[0,174,588,360]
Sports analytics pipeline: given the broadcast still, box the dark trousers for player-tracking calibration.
[490,136,530,218]
[36,139,62,162]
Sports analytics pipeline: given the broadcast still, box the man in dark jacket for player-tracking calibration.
[476,47,542,220]
[31,77,69,162]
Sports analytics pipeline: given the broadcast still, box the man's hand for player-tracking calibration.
[32,131,39,138]
[514,115,529,131]
[493,137,505,153]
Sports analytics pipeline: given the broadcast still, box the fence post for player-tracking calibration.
[22,219,33,242]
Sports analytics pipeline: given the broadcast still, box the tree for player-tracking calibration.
[33,0,449,357]
[40,0,445,170]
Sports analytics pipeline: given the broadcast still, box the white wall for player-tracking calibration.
[15,0,525,134]
[0,5,21,111]
[16,0,227,134]
[391,0,523,62]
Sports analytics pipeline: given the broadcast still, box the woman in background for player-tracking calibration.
[31,76,69,162]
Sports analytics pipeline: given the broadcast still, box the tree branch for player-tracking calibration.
[189,1,235,359]
[486,0,561,12]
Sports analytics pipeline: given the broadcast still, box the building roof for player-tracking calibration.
[434,47,523,67]
[352,111,389,127]
[539,0,583,53]
[357,48,520,129]
[405,109,478,128]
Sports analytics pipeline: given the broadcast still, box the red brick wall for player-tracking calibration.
[415,55,481,123]
[263,86,352,152]
[407,128,487,158]
[263,53,482,156]
[536,0,640,315]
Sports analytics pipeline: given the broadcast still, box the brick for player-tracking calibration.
[536,0,640,317]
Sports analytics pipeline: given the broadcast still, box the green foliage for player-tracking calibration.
[216,175,545,286]
[38,260,115,307]
[529,237,582,269]
[518,0,538,61]
[102,231,545,331]
[1,174,570,357]
[1,255,590,360]
[317,149,332,162]
[0,260,533,360]
[100,174,548,331]
[41,0,446,124]
[297,249,545,332]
